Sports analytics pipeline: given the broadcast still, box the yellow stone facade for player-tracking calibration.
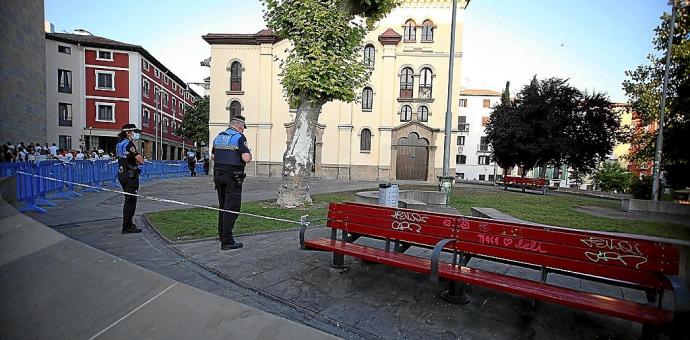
[612,103,633,169]
[204,0,468,181]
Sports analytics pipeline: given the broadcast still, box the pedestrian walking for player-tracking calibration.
[116,124,145,234]
[202,156,210,175]
[212,115,251,250]
[186,149,197,177]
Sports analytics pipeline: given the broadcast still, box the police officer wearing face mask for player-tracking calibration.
[212,116,252,250]
[116,124,146,234]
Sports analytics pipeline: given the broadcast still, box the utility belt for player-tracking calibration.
[118,164,141,178]
[216,168,246,185]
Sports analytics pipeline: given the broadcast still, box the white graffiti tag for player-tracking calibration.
[392,221,422,233]
[390,210,426,233]
[584,251,649,268]
[391,210,428,223]
[580,236,648,269]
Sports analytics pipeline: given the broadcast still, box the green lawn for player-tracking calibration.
[146,186,690,242]
[448,186,690,240]
[145,190,362,241]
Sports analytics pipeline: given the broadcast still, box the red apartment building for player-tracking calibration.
[45,30,200,160]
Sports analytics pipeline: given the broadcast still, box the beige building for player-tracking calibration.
[611,103,633,169]
[204,0,468,181]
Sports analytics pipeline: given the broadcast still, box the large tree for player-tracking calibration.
[485,82,519,173]
[263,0,398,207]
[175,95,209,148]
[623,6,690,189]
[486,76,620,176]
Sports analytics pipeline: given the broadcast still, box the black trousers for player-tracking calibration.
[188,162,196,176]
[214,170,242,244]
[118,172,139,229]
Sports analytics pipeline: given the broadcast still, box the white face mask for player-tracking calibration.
[132,132,140,140]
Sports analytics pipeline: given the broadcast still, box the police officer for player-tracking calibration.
[212,116,252,250]
[186,149,197,176]
[116,124,145,234]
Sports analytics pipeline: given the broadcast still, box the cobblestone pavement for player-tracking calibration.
[26,175,652,339]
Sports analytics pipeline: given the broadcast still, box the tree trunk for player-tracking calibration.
[277,94,323,207]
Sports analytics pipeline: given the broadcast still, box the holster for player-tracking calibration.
[120,165,140,178]
[233,172,247,185]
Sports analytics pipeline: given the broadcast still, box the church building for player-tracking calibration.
[203,0,469,181]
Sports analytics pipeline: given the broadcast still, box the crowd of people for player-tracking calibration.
[1,141,114,163]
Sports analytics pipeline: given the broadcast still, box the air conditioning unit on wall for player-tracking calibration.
[457,146,464,153]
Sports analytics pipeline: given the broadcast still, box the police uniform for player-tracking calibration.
[186,150,197,176]
[212,117,250,249]
[116,124,142,233]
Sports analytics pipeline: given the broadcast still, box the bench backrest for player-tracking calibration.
[504,176,546,186]
[327,202,682,290]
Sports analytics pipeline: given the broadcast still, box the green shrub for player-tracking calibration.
[630,176,653,199]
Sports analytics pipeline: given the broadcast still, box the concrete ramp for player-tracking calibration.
[0,198,336,340]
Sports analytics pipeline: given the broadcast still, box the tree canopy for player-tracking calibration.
[263,0,398,107]
[592,161,633,193]
[262,0,398,207]
[486,76,621,176]
[623,6,690,189]
[175,96,209,148]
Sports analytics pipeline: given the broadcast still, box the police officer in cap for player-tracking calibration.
[212,115,251,250]
[116,124,145,233]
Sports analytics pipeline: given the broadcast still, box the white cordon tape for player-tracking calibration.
[16,171,309,227]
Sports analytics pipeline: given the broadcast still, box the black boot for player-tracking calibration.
[122,225,142,234]
[221,240,243,250]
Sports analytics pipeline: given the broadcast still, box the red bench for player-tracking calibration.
[300,202,689,332]
[502,175,547,195]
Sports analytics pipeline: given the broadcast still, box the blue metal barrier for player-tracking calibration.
[0,162,47,213]
[3,160,193,214]
[47,161,80,199]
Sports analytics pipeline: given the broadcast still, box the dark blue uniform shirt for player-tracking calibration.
[212,128,250,172]
[116,139,139,170]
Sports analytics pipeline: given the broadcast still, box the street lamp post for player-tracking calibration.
[439,0,459,195]
[652,0,688,201]
[88,126,93,151]
[154,97,160,160]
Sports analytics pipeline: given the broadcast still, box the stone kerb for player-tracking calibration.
[621,198,690,216]
[355,189,447,208]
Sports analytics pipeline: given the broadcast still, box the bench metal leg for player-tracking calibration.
[395,241,412,253]
[440,281,471,305]
[330,229,348,269]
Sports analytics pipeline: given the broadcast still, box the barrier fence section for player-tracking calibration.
[0,160,195,213]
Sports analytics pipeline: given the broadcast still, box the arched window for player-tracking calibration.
[418,105,429,122]
[421,20,434,42]
[362,87,373,110]
[419,67,433,99]
[230,61,242,91]
[399,67,414,98]
[403,20,416,42]
[228,100,242,119]
[360,129,372,152]
[363,44,375,68]
[400,105,412,122]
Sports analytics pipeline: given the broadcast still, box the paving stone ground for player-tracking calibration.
[24,175,671,339]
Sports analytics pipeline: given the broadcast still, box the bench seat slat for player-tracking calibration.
[329,219,672,290]
[305,238,674,325]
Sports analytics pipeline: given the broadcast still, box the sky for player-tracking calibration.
[45,0,670,102]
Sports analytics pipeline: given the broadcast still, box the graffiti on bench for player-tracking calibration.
[478,234,547,254]
[390,210,428,233]
[580,236,648,269]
